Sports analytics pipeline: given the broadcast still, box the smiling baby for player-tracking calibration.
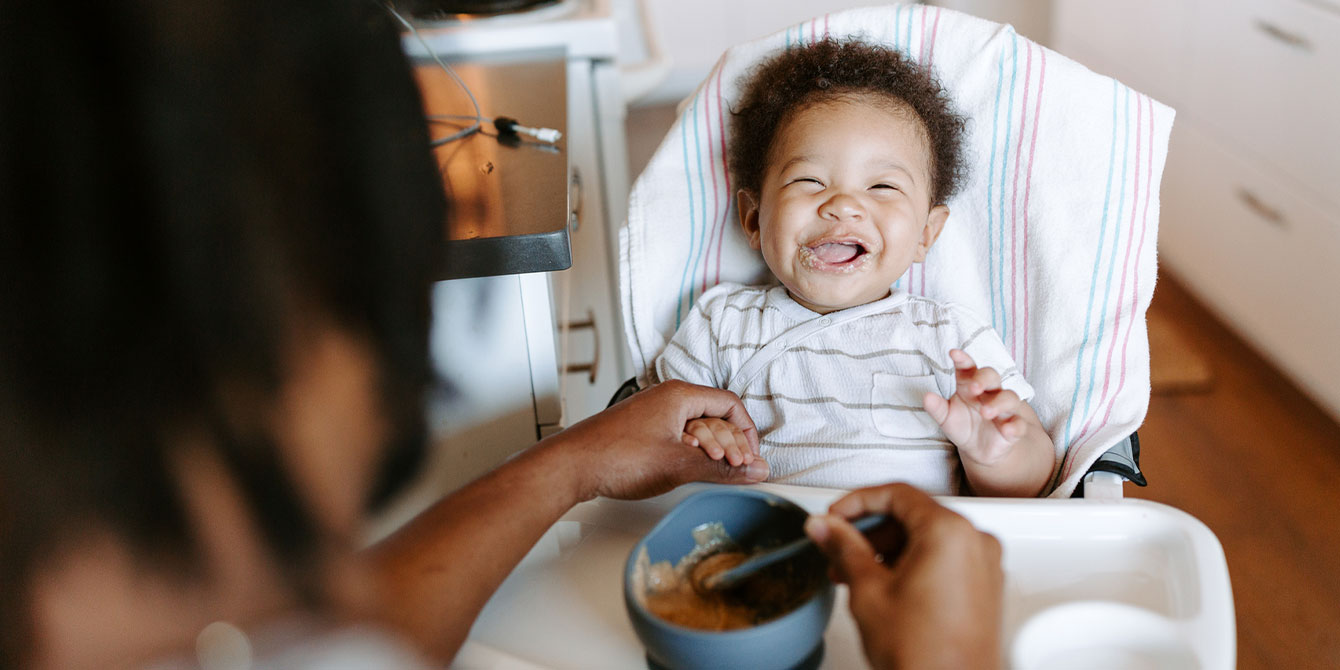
[653,39,1055,497]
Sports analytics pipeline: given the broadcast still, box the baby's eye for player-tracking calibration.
[789,177,823,186]
[870,183,901,191]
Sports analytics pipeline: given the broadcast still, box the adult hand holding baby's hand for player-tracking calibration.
[554,380,769,502]
[682,417,757,467]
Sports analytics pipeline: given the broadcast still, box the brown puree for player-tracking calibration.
[635,525,824,632]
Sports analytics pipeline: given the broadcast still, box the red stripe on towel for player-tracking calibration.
[1020,46,1046,373]
[1009,42,1034,361]
[927,8,941,69]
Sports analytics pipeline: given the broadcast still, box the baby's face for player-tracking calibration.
[739,95,948,314]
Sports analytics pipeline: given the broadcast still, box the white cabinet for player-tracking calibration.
[1053,0,1340,420]
[552,60,633,427]
[1183,0,1340,206]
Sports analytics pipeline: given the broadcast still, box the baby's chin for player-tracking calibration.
[785,285,893,315]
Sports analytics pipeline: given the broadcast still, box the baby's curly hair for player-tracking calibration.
[729,38,968,205]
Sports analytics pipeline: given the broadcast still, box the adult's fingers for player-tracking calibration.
[678,447,770,485]
[829,483,961,540]
[804,514,881,585]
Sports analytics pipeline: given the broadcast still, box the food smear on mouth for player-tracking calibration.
[799,242,869,273]
[634,522,824,631]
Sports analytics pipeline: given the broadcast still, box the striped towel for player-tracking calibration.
[618,4,1174,497]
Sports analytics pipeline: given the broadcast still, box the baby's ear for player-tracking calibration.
[915,204,950,262]
[737,189,763,250]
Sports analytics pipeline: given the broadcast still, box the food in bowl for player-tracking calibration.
[633,521,824,631]
[623,488,835,670]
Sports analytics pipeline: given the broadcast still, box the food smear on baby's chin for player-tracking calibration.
[634,521,823,631]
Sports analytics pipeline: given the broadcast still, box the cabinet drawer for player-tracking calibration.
[1160,121,1340,418]
[1186,0,1340,204]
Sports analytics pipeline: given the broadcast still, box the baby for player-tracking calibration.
[655,39,1055,497]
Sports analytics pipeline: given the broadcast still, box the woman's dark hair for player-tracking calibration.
[729,38,968,205]
[0,0,444,662]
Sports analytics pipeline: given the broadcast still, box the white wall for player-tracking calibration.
[623,0,1052,106]
[627,0,916,106]
[928,0,1052,45]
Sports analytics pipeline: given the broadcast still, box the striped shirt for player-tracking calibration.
[655,283,1032,493]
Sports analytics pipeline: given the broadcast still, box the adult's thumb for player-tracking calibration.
[805,514,879,583]
[688,454,770,485]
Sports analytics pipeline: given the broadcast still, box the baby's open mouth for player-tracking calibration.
[801,241,869,270]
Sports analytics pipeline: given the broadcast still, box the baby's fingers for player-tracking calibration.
[975,389,1022,421]
[686,423,726,460]
[707,420,752,466]
[954,364,1002,401]
[993,415,1029,442]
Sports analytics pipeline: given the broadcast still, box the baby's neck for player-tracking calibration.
[785,288,896,315]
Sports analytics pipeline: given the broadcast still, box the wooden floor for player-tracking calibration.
[1130,271,1340,669]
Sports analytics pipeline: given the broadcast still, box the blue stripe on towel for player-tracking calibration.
[997,33,1019,337]
[675,102,698,328]
[986,37,1007,330]
[689,93,707,306]
[905,4,914,52]
[1063,79,1122,448]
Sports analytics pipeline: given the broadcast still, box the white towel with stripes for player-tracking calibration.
[618,4,1174,497]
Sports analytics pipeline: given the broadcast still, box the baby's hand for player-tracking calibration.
[922,349,1031,466]
[682,417,756,467]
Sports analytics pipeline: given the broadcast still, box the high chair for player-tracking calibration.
[613,4,1172,499]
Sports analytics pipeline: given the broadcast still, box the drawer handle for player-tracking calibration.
[569,168,583,232]
[561,309,600,384]
[1254,19,1312,52]
[1235,187,1288,229]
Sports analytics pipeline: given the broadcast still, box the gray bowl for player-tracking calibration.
[624,488,836,670]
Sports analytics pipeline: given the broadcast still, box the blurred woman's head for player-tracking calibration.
[0,0,444,664]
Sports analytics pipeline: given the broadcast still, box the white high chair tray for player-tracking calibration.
[452,483,1234,670]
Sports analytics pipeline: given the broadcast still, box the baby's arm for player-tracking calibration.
[922,349,1054,497]
[682,417,757,467]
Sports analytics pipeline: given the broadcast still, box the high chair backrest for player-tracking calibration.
[618,5,1174,496]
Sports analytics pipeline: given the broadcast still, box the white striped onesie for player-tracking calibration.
[654,282,1033,493]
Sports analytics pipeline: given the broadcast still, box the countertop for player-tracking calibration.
[413,48,570,279]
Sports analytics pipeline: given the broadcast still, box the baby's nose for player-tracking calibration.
[819,192,865,220]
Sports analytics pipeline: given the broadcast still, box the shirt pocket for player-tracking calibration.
[870,372,944,440]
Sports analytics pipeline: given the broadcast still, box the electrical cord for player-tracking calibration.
[385,4,562,147]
